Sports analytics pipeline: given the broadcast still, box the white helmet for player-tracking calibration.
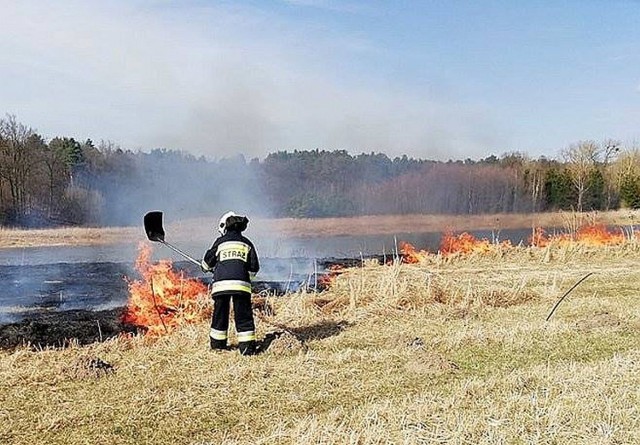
[217,211,237,235]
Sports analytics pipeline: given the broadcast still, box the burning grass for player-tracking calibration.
[1,238,639,444]
[121,244,210,336]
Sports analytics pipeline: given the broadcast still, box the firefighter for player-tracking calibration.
[201,211,260,355]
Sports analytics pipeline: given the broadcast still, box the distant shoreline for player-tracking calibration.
[0,210,637,249]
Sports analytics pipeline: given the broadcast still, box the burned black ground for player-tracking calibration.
[0,308,137,349]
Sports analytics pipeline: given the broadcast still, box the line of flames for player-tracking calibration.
[123,224,635,334]
[401,224,636,264]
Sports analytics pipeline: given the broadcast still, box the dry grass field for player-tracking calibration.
[1,240,639,444]
[1,209,638,248]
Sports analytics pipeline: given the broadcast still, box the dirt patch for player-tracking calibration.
[403,337,459,374]
[405,349,459,375]
[262,331,304,355]
[573,311,624,332]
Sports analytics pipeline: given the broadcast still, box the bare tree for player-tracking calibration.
[0,115,42,219]
[562,140,601,212]
[523,158,547,212]
[600,139,621,210]
[612,146,640,207]
[613,147,640,180]
[43,138,73,218]
[0,137,6,213]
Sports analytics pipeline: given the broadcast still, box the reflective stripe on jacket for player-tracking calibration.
[203,230,259,296]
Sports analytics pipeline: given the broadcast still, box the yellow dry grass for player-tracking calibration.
[258,208,640,238]
[0,225,144,248]
[1,241,639,444]
[1,209,638,248]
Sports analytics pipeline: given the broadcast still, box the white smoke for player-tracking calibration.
[0,0,505,160]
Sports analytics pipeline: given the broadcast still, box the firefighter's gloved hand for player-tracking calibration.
[201,260,212,273]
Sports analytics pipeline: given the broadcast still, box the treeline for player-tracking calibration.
[0,115,262,226]
[262,142,640,217]
[1,115,639,227]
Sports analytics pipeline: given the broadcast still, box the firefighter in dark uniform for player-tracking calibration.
[201,211,260,355]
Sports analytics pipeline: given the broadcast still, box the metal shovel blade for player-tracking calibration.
[144,211,165,242]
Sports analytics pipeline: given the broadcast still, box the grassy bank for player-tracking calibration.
[1,209,639,248]
[1,241,639,444]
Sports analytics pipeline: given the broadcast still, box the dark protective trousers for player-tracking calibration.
[210,292,256,354]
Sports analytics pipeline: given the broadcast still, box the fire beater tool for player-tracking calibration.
[143,211,201,267]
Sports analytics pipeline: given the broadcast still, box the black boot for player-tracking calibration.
[210,338,228,351]
[238,340,256,356]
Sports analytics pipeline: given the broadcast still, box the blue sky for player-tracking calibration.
[0,0,638,160]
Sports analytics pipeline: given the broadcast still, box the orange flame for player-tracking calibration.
[440,231,512,255]
[318,264,345,288]
[401,224,633,263]
[122,244,209,336]
[401,233,511,263]
[529,224,627,247]
[400,241,429,264]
